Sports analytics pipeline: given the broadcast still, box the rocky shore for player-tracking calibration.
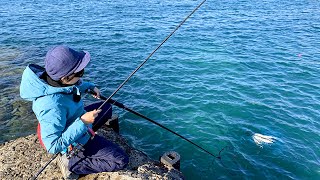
[0,127,184,180]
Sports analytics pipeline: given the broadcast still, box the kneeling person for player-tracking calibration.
[20,45,129,178]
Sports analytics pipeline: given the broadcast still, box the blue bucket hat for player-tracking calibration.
[45,45,91,81]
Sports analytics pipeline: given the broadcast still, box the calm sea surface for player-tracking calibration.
[0,0,319,179]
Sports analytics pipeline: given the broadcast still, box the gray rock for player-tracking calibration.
[0,127,184,180]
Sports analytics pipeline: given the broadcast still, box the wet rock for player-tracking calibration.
[0,127,184,180]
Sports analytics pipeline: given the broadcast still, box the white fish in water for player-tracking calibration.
[252,133,277,147]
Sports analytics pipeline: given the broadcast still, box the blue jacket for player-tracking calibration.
[20,64,95,154]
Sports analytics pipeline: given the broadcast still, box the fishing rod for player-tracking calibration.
[94,0,207,113]
[31,154,59,180]
[96,93,221,159]
[31,1,206,179]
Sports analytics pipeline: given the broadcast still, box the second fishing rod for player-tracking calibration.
[92,91,221,159]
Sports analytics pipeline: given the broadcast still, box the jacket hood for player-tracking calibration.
[20,64,73,101]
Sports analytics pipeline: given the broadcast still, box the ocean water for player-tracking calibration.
[0,0,319,179]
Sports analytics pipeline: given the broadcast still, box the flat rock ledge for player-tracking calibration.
[0,127,184,180]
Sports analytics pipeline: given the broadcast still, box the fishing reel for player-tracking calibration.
[66,143,85,159]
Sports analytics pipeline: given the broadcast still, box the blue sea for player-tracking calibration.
[0,0,319,179]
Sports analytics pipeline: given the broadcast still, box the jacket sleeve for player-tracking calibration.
[38,105,88,154]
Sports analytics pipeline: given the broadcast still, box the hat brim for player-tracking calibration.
[74,51,90,73]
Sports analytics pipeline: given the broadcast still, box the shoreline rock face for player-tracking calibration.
[0,127,184,180]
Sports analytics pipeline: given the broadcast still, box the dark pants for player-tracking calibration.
[68,102,129,174]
